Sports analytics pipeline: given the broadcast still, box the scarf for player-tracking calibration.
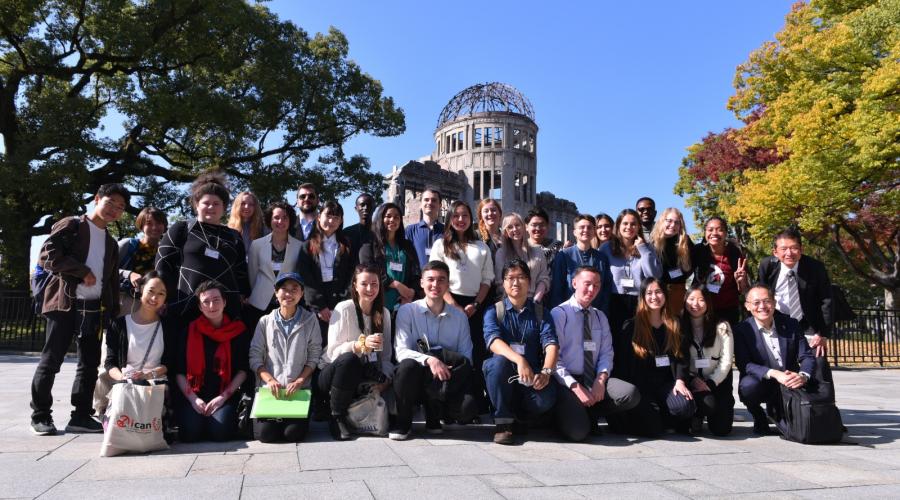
[186,314,245,395]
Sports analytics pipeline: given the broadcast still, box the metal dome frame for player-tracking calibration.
[436,82,535,129]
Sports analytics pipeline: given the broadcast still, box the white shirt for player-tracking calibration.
[755,319,784,370]
[75,219,106,299]
[123,315,164,374]
[774,261,802,320]
[429,239,494,297]
[319,235,338,282]
[322,300,394,377]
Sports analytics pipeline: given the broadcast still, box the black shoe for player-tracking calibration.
[31,418,57,436]
[312,399,331,422]
[329,415,354,441]
[752,418,774,435]
[65,414,102,433]
[493,424,514,445]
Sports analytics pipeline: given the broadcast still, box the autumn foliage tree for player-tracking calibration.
[677,0,899,308]
[0,0,405,289]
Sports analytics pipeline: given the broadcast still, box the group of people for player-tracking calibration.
[29,172,837,448]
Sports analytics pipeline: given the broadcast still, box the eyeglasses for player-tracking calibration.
[504,276,528,283]
[747,299,774,307]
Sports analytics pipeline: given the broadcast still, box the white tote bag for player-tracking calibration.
[100,380,168,457]
[346,390,389,436]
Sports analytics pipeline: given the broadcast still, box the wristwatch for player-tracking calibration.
[541,368,553,376]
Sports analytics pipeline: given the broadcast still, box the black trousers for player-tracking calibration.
[31,304,103,421]
[555,377,641,442]
[253,418,309,443]
[393,352,477,431]
[692,371,735,436]
[738,374,782,421]
[450,293,488,412]
[315,352,366,415]
[609,380,696,437]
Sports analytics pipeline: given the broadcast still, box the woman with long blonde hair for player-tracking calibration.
[476,198,503,256]
[228,191,266,254]
[651,208,693,317]
[493,213,550,302]
[611,277,694,437]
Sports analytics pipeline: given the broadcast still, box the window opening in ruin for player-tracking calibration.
[492,170,502,200]
[473,170,481,198]
[485,127,492,147]
[457,131,464,150]
[451,133,457,152]
[528,133,535,153]
[474,128,482,148]
[495,127,503,147]
[512,128,521,149]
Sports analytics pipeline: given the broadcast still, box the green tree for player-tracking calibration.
[678,0,898,308]
[0,0,404,289]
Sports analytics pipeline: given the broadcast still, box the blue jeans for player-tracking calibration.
[483,355,557,424]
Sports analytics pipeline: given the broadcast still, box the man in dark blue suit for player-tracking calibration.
[734,284,815,434]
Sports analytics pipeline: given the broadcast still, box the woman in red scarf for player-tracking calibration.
[175,280,249,442]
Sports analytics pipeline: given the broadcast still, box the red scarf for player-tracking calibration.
[186,314,245,395]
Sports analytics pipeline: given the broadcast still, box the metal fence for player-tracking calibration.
[1,290,899,366]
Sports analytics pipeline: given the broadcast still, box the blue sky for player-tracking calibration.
[269,0,794,229]
[29,1,795,267]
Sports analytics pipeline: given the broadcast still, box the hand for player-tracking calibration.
[318,308,332,322]
[463,303,476,318]
[129,272,141,288]
[781,370,808,389]
[129,370,145,381]
[734,257,748,284]
[190,396,207,415]
[397,284,415,302]
[809,334,827,357]
[285,378,304,396]
[673,379,693,400]
[204,395,227,416]
[533,290,544,303]
[572,384,596,407]
[364,334,383,351]
[426,356,451,381]
[82,271,97,287]
[266,378,283,398]
[516,360,535,386]
[690,377,710,393]
[591,377,607,402]
[533,372,550,391]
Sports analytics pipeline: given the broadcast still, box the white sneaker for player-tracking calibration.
[388,429,410,441]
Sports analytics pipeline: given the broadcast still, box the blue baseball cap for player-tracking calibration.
[274,272,304,289]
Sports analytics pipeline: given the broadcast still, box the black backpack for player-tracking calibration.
[778,377,844,444]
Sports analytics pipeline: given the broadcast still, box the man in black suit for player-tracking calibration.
[342,193,375,262]
[734,285,815,434]
[757,228,833,357]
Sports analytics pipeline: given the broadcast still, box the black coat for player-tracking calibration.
[296,235,354,312]
[758,255,833,337]
[733,312,815,381]
[614,319,691,393]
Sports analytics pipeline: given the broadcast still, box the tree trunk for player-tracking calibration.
[0,216,37,291]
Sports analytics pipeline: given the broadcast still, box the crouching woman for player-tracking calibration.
[249,272,322,443]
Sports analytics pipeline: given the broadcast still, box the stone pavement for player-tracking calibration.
[0,355,898,499]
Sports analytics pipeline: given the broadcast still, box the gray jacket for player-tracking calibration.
[249,307,322,388]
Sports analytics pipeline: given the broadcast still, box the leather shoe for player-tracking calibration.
[493,424,514,445]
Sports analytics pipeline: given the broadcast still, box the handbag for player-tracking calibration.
[100,380,168,457]
[346,389,389,436]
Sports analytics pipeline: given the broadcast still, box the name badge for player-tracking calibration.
[668,268,683,279]
[425,248,431,255]
[620,278,635,289]
[583,341,596,352]
[367,352,378,362]
[321,269,334,282]
[204,247,220,260]
[707,284,721,294]
[655,355,671,368]
[510,343,525,355]
[272,262,282,272]
[389,261,404,272]
[694,358,711,369]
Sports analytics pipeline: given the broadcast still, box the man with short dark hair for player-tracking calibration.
[550,214,612,313]
[526,207,564,269]
[31,183,129,435]
[758,228,833,357]
[635,197,657,243]
[404,188,445,269]
[734,285,815,435]
[391,260,476,440]
[294,183,319,241]
[342,193,376,261]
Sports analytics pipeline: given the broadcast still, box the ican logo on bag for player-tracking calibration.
[115,414,162,433]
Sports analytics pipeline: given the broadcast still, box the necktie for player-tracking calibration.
[787,270,803,320]
[582,309,596,387]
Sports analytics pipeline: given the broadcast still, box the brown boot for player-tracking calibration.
[493,423,514,445]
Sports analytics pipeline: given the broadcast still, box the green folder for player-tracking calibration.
[250,387,311,419]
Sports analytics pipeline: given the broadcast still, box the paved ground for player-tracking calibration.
[0,355,898,499]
